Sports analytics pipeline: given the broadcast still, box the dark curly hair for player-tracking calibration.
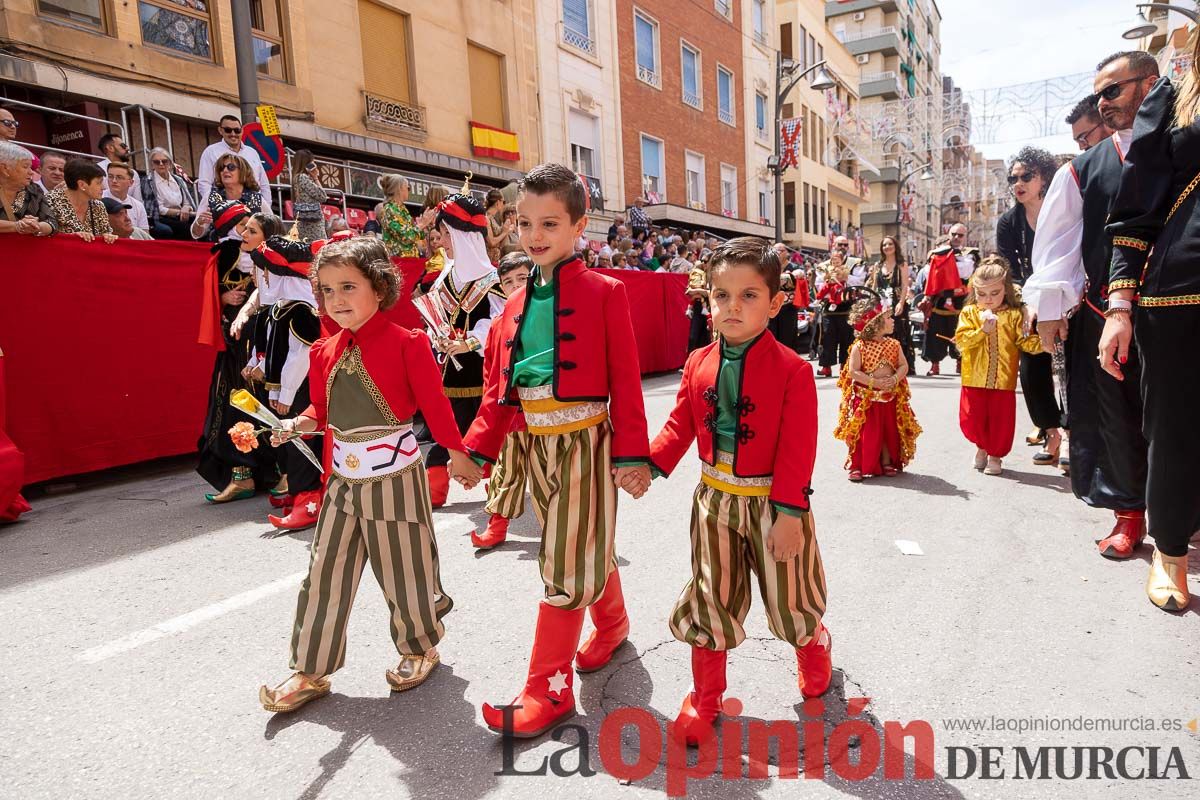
[311,237,401,311]
[1009,146,1058,198]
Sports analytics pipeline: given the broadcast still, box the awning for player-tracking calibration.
[641,203,774,239]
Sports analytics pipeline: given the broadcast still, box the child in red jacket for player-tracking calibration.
[649,237,830,746]
[465,164,651,738]
[259,238,482,714]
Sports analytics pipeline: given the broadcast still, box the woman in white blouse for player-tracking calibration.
[142,147,196,240]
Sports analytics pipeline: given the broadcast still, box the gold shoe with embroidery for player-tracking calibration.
[259,672,331,713]
[386,648,440,692]
[1146,550,1190,612]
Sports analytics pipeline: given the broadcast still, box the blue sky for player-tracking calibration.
[939,0,1141,156]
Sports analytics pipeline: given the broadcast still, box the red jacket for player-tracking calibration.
[465,256,649,463]
[302,311,466,453]
[649,330,817,512]
[816,280,845,307]
[792,274,811,309]
[483,318,526,434]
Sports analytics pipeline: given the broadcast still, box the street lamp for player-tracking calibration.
[770,58,838,243]
[894,159,934,251]
[1123,4,1199,40]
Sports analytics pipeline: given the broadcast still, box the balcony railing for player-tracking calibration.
[753,29,769,46]
[841,26,898,44]
[755,124,769,142]
[683,90,702,109]
[362,92,426,138]
[637,64,661,89]
[559,23,597,57]
[718,107,735,125]
[860,70,898,83]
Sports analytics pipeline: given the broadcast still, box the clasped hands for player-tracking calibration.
[612,465,652,499]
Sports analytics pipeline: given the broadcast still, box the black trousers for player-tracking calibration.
[423,394,481,468]
[923,311,959,363]
[1019,351,1062,430]
[280,380,322,494]
[819,312,853,367]
[688,298,710,353]
[888,302,915,368]
[1137,306,1200,556]
[1065,310,1147,512]
[769,304,799,352]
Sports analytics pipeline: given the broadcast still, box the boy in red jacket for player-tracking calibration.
[465,164,651,738]
[648,237,831,745]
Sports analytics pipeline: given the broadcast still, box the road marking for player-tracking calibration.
[77,571,306,664]
[76,514,478,664]
[895,539,924,556]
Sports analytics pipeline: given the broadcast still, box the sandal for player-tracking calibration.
[259,672,330,713]
[386,648,440,692]
[848,470,864,483]
[1033,432,1062,466]
[882,465,899,477]
[1025,429,1046,446]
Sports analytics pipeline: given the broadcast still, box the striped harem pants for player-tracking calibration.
[485,430,532,520]
[670,482,826,651]
[289,464,453,675]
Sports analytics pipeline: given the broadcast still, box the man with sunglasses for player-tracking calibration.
[0,107,18,143]
[195,114,271,212]
[96,133,142,203]
[1066,95,1111,152]
[1024,51,1156,559]
[920,223,979,376]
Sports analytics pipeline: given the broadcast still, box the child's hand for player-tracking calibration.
[449,451,484,490]
[612,465,651,498]
[982,316,998,334]
[766,513,806,562]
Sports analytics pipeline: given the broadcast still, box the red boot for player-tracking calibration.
[267,489,322,531]
[575,569,631,672]
[269,493,293,509]
[672,647,728,746]
[926,362,940,376]
[1097,510,1146,560]
[818,366,833,378]
[427,466,450,509]
[796,624,832,698]
[471,514,509,550]
[482,603,586,738]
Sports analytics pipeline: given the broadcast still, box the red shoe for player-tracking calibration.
[427,466,450,509]
[1097,510,1146,560]
[672,647,728,746]
[269,493,293,509]
[575,569,631,672]
[882,465,899,477]
[471,514,509,549]
[926,362,940,376]
[482,603,586,738]
[797,625,832,699]
[267,489,322,531]
[819,366,833,378]
[848,470,863,482]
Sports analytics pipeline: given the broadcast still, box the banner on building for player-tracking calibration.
[470,121,521,162]
[779,117,803,170]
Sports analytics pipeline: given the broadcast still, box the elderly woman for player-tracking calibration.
[190,153,263,240]
[0,143,56,236]
[378,173,420,257]
[290,149,327,241]
[141,146,196,240]
[47,158,115,242]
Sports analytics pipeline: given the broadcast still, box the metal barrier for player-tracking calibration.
[120,104,174,177]
[0,96,125,161]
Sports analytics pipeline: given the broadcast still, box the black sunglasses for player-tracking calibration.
[1073,122,1105,145]
[151,158,171,165]
[1096,76,1149,103]
[0,119,18,129]
[220,162,240,172]
[1007,173,1037,185]
[221,126,242,135]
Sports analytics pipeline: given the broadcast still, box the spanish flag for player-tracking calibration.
[470,121,520,162]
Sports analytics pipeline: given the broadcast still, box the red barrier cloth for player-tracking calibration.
[0,241,689,485]
[0,349,30,521]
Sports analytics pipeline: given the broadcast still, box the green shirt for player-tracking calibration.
[510,270,557,388]
[715,338,749,454]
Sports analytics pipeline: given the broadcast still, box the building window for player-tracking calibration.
[720,164,737,217]
[640,134,664,200]
[714,0,732,19]
[634,11,660,88]
[797,26,806,70]
[780,22,792,61]
[784,182,796,234]
[758,179,771,225]
[685,150,706,209]
[820,188,827,236]
[568,109,599,179]
[561,0,595,56]
[681,42,701,109]
[359,1,414,103]
[37,0,107,32]
[467,42,507,129]
[803,183,810,234]
[250,0,288,82]
[755,92,767,140]
[138,1,214,60]
[717,66,734,126]
[752,0,766,44]
[807,33,816,71]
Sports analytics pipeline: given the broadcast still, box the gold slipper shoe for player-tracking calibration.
[386,648,440,692]
[259,672,331,713]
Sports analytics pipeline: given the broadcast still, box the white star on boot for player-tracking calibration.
[547,670,569,696]
[305,501,319,515]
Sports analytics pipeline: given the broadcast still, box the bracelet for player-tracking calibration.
[1106,298,1133,312]
[1103,306,1133,318]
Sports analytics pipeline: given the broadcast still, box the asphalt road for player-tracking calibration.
[2,364,1197,799]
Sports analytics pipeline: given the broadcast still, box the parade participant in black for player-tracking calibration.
[996,146,1064,468]
[196,197,271,502]
[1025,51,1156,561]
[920,225,978,376]
[1101,50,1200,611]
[870,236,914,368]
[420,192,506,508]
[815,251,853,377]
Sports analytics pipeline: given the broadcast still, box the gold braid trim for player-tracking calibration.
[1138,293,1200,307]
[444,385,484,398]
[1112,236,1148,252]
[1107,279,1139,292]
